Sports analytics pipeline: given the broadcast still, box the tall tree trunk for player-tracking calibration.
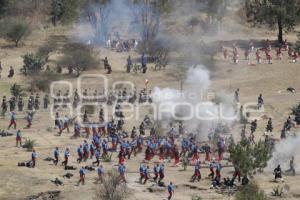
[277,16,283,44]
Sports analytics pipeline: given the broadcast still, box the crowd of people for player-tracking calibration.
[3,81,299,199]
[2,37,300,199]
[222,39,298,65]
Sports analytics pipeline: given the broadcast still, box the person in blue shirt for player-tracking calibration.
[153,163,159,182]
[31,149,37,168]
[53,147,59,166]
[77,145,83,163]
[159,163,165,184]
[167,182,174,200]
[139,164,145,183]
[143,165,150,184]
[77,166,86,185]
[97,165,104,183]
[191,160,201,182]
[93,148,101,166]
[118,163,126,183]
[8,111,17,130]
[62,147,70,166]
[16,129,22,147]
[90,142,96,159]
[102,140,109,158]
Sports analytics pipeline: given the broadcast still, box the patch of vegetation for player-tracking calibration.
[36,39,58,62]
[22,139,35,151]
[21,53,47,75]
[10,83,25,98]
[96,169,128,200]
[235,182,268,200]
[245,0,300,43]
[59,42,99,76]
[102,152,113,163]
[191,195,203,200]
[0,19,31,47]
[51,0,85,26]
[229,139,272,178]
[29,71,61,92]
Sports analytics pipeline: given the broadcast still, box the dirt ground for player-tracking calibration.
[0,25,300,200]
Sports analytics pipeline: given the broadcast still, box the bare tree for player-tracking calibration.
[133,0,160,53]
[85,0,111,44]
[95,170,128,200]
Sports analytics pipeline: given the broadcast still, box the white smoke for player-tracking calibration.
[267,135,300,171]
[152,65,236,139]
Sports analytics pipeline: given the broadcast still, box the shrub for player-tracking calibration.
[30,71,61,92]
[102,152,113,162]
[95,170,128,200]
[36,41,57,62]
[191,196,203,200]
[22,139,35,151]
[229,139,272,177]
[10,83,25,98]
[271,186,283,197]
[21,53,47,75]
[235,182,268,200]
[59,42,99,76]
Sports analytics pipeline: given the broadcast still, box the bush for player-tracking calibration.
[0,20,31,47]
[59,42,99,76]
[229,139,272,177]
[95,170,128,200]
[235,182,268,200]
[102,152,113,162]
[30,71,61,92]
[36,40,57,62]
[191,196,203,200]
[21,53,47,75]
[10,83,25,98]
[22,139,35,151]
[271,186,283,197]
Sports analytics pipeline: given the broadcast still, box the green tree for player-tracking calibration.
[21,53,47,75]
[245,0,300,43]
[4,21,31,47]
[10,83,25,98]
[51,0,85,25]
[51,0,63,26]
[0,0,9,18]
[59,42,99,76]
[229,139,272,177]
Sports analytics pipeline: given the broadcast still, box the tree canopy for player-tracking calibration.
[245,0,300,43]
[229,139,272,177]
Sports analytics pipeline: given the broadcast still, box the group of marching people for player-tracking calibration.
[223,39,298,65]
